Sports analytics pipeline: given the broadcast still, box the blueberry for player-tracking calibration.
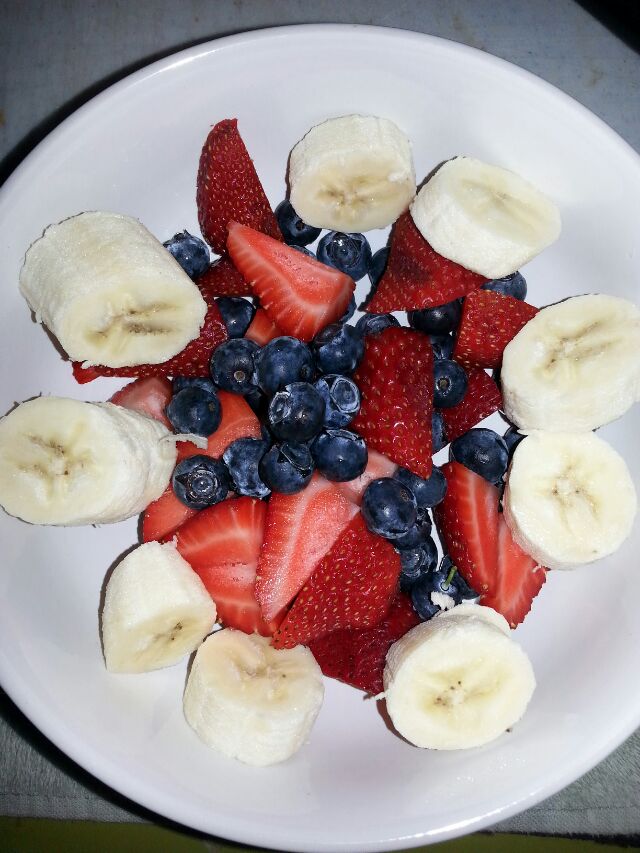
[432,412,448,453]
[408,300,462,335]
[503,425,524,455]
[317,232,372,281]
[222,438,271,498]
[368,247,389,287]
[310,429,368,482]
[433,359,468,408]
[259,441,314,494]
[393,513,433,550]
[165,386,221,436]
[439,554,479,601]
[314,374,361,428]
[394,466,447,511]
[216,296,255,339]
[245,388,268,419]
[399,537,439,593]
[163,231,210,279]
[410,577,443,621]
[482,271,527,301]
[254,337,315,396]
[292,245,316,258]
[210,339,259,395]
[172,376,217,395]
[361,477,417,540]
[268,382,325,442]
[430,333,455,361]
[355,312,399,338]
[275,200,321,247]
[312,323,364,375]
[172,455,228,509]
[450,428,509,484]
[339,295,357,323]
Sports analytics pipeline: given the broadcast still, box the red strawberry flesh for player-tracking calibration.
[244,308,284,346]
[195,255,252,298]
[109,376,172,429]
[142,485,197,543]
[176,390,261,461]
[439,368,502,445]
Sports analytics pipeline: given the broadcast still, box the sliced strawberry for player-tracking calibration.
[142,485,197,542]
[227,222,355,342]
[434,462,500,597]
[195,255,252,298]
[71,299,227,383]
[244,308,284,345]
[453,290,538,370]
[482,515,547,628]
[273,514,401,649]
[439,368,502,444]
[351,326,433,479]
[337,449,398,505]
[365,212,485,313]
[255,472,359,623]
[308,593,420,695]
[197,118,281,254]
[177,390,261,461]
[171,497,277,636]
[109,377,172,429]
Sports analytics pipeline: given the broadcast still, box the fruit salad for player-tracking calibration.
[1,113,639,766]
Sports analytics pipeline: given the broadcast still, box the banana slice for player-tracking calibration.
[436,603,510,634]
[410,156,561,278]
[289,114,416,232]
[383,613,535,750]
[20,212,207,368]
[501,294,640,432]
[183,629,324,766]
[102,541,216,673]
[503,431,637,570]
[0,397,176,525]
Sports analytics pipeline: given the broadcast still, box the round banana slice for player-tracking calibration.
[383,614,535,750]
[289,114,416,232]
[436,603,510,634]
[102,541,216,673]
[504,431,637,570]
[183,629,324,766]
[0,397,176,525]
[410,156,561,278]
[501,294,640,432]
[20,212,207,368]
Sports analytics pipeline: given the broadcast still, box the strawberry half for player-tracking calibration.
[177,390,261,461]
[439,368,502,444]
[227,222,355,342]
[109,376,172,429]
[365,212,485,313]
[195,255,252,298]
[255,472,358,623]
[351,326,433,479]
[272,514,401,649]
[308,593,420,695]
[244,308,284,346]
[196,118,281,254]
[336,449,398,505]
[453,289,538,369]
[171,497,278,636]
[142,485,197,542]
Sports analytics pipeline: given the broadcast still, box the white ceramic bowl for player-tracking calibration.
[0,25,639,852]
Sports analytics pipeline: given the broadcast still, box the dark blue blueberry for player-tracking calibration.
[408,300,462,335]
[275,200,321,247]
[310,429,367,482]
[410,577,442,621]
[254,337,315,396]
[222,438,271,498]
[216,296,255,339]
[503,425,524,456]
[210,339,259,395]
[433,359,468,408]
[292,245,316,258]
[339,295,357,323]
[394,466,448,511]
[432,412,448,453]
[312,323,364,375]
[259,441,314,494]
[361,477,417,540]
[268,382,325,442]
[165,386,221,437]
[439,554,479,601]
[393,513,433,550]
[430,333,455,361]
[450,428,509,484]
[355,312,399,338]
[482,271,527,301]
[317,232,372,281]
[368,247,389,287]
[163,231,210,279]
[245,388,268,419]
[172,455,228,509]
[314,374,361,428]
[399,537,439,593]
[172,376,217,396]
